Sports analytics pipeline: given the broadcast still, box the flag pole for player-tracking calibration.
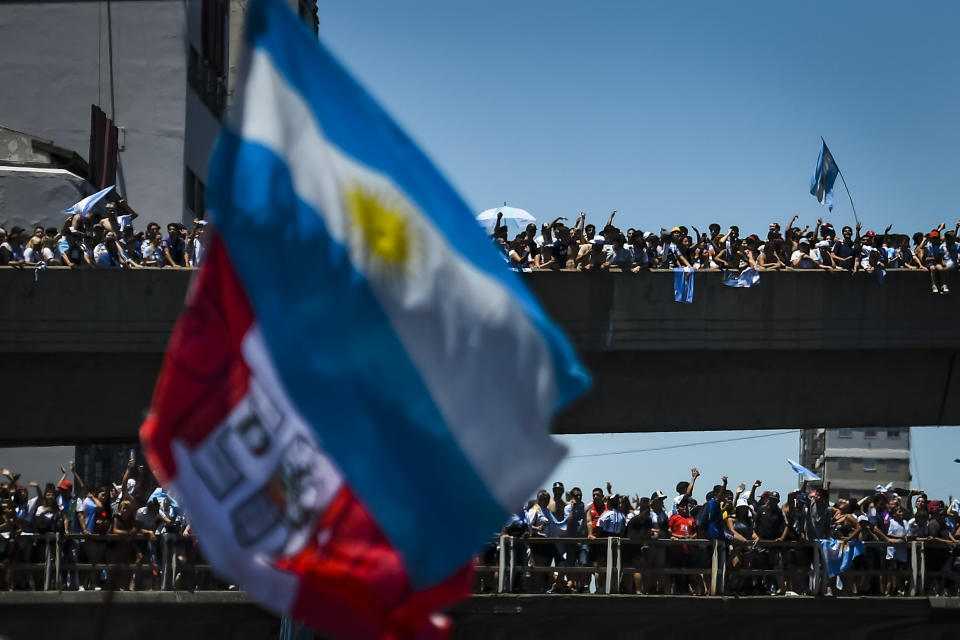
[822,136,859,226]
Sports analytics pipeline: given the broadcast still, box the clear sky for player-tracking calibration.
[316,1,960,501]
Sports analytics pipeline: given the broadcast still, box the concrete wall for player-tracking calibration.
[1,592,958,640]
[0,1,187,226]
[2,268,960,443]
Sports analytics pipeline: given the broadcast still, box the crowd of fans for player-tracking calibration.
[3,458,957,597]
[2,206,959,294]
[487,470,960,597]
[493,211,960,293]
[0,200,208,269]
[0,459,209,592]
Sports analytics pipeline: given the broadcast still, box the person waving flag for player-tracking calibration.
[139,0,590,637]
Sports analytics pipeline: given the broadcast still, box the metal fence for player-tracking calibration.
[0,533,953,595]
[0,532,219,591]
[474,536,957,596]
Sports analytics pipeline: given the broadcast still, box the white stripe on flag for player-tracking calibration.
[231,48,566,513]
[167,325,344,612]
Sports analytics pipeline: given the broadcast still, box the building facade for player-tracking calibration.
[800,427,911,499]
[1,0,316,230]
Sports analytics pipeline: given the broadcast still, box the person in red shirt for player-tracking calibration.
[585,487,606,592]
[668,498,699,594]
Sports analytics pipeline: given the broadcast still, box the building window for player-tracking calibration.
[863,459,877,472]
[887,429,901,439]
[185,166,206,218]
[886,460,900,472]
[864,428,877,439]
[188,45,226,119]
[837,458,851,471]
[838,428,853,439]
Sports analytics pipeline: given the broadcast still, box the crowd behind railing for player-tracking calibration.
[0,200,208,270]
[491,211,960,293]
[2,461,958,596]
[474,471,960,597]
[2,205,960,293]
[0,460,222,592]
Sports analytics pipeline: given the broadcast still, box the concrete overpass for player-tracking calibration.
[1,267,958,444]
[0,592,957,639]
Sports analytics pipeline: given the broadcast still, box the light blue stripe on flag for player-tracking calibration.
[722,268,760,288]
[673,267,694,303]
[787,458,821,481]
[207,0,590,588]
[61,185,114,217]
[809,141,839,212]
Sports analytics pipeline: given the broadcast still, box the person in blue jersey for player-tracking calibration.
[527,489,566,592]
[923,229,948,294]
[563,487,589,592]
[943,229,959,274]
[162,223,187,268]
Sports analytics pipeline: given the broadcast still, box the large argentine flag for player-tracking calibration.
[141,0,589,635]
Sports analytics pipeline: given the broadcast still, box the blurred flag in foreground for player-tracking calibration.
[140,0,589,637]
[809,140,839,211]
[787,458,821,482]
[61,184,114,217]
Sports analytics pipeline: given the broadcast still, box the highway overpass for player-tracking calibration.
[1,267,958,444]
[0,592,957,639]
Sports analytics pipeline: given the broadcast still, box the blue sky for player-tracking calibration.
[317,1,960,501]
[319,1,960,238]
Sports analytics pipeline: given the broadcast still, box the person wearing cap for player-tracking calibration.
[923,227,948,293]
[790,237,823,269]
[628,232,651,273]
[547,482,566,524]
[858,230,887,275]
[661,227,691,269]
[577,234,608,271]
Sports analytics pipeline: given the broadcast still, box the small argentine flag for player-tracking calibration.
[61,185,114,217]
[787,458,821,481]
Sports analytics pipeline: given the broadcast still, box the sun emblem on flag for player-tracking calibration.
[344,185,416,277]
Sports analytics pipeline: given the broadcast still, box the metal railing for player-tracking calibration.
[0,532,219,591]
[474,536,952,596]
[0,533,951,595]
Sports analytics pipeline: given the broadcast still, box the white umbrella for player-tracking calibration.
[476,205,536,235]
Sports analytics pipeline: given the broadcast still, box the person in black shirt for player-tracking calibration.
[831,224,861,271]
